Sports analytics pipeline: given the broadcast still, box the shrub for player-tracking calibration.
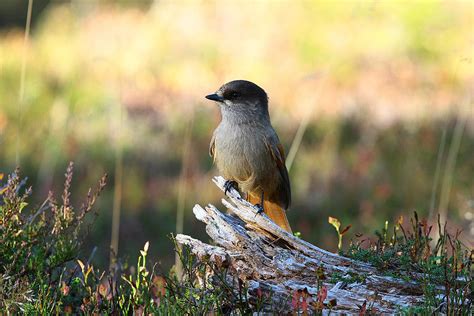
[0,163,106,313]
[0,165,258,314]
[345,212,473,314]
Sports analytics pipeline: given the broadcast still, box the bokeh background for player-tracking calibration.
[0,0,472,270]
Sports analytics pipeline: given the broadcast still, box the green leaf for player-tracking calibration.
[77,259,85,272]
[19,202,28,212]
[328,216,341,232]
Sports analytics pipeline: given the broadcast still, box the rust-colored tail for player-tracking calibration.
[248,194,292,233]
[263,200,292,233]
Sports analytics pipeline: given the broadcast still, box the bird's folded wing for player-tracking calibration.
[264,134,291,209]
[209,133,216,162]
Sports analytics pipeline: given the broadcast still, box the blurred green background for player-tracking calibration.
[0,0,472,270]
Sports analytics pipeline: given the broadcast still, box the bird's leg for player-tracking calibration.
[223,180,238,195]
[255,191,265,215]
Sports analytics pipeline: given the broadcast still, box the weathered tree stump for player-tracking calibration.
[176,176,433,314]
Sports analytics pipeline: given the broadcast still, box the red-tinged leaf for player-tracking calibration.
[317,285,327,303]
[340,224,352,235]
[359,300,367,315]
[134,306,144,316]
[61,282,70,296]
[301,298,308,312]
[151,275,166,297]
[291,290,299,309]
[98,283,108,297]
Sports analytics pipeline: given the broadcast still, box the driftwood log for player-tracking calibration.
[176,176,433,314]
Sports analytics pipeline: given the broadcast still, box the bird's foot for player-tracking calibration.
[255,204,264,216]
[223,180,238,195]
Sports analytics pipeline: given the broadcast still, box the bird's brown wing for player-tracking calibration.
[209,132,216,162]
[264,135,291,209]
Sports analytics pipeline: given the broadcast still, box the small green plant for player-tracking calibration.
[328,216,351,251]
[345,212,473,314]
[165,236,257,314]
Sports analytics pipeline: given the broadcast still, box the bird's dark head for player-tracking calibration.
[205,80,269,121]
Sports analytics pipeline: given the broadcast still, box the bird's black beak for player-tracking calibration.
[205,93,224,102]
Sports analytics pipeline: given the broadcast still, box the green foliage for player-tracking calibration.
[329,271,366,285]
[1,166,472,314]
[345,212,473,314]
[0,164,106,313]
[41,239,268,314]
[0,166,265,314]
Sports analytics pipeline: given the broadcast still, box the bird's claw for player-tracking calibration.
[223,180,238,195]
[255,204,264,216]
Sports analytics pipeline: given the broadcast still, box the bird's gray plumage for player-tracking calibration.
[208,80,291,209]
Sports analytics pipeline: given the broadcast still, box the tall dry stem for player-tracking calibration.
[438,105,468,224]
[16,0,33,166]
[174,108,195,279]
[110,136,123,268]
[429,125,447,219]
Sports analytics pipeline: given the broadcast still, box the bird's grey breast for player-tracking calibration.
[215,121,252,161]
[214,122,256,175]
[214,120,275,187]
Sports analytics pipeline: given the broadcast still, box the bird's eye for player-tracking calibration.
[231,92,240,98]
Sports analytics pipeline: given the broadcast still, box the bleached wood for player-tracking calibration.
[175,176,437,313]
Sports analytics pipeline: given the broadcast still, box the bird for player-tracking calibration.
[205,80,292,232]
